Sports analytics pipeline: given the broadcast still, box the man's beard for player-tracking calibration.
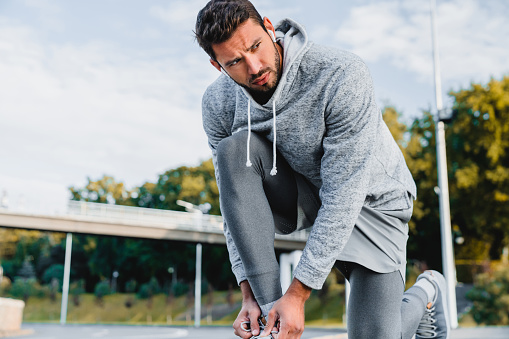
[237,44,281,104]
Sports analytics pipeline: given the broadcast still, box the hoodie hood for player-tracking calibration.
[240,18,311,175]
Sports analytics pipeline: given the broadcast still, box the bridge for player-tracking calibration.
[0,201,309,327]
[0,201,308,250]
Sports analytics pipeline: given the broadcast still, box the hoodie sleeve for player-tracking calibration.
[293,58,379,290]
[202,83,248,285]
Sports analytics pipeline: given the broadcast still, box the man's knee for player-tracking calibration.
[216,131,272,166]
[217,131,248,161]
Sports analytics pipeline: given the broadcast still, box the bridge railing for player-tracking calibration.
[66,201,309,241]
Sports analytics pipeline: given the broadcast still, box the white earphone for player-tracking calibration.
[269,30,276,42]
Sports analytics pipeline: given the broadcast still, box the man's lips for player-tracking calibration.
[251,72,270,86]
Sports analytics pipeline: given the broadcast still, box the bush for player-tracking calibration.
[136,277,161,299]
[94,280,111,301]
[466,265,509,325]
[70,280,85,306]
[125,279,137,293]
[172,281,189,297]
[9,277,47,301]
[42,264,64,285]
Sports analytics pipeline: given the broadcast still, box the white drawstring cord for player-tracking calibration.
[270,100,277,176]
[246,99,252,167]
[245,98,277,176]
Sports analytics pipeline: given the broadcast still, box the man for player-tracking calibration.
[194,1,451,338]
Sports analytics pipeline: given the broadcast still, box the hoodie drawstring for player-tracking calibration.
[246,100,253,167]
[245,99,278,176]
[270,100,277,176]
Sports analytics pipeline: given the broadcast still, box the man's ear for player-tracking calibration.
[210,59,222,72]
[263,17,276,36]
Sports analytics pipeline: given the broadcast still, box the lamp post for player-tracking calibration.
[60,233,73,325]
[176,200,204,328]
[168,266,177,294]
[111,271,119,294]
[430,0,458,328]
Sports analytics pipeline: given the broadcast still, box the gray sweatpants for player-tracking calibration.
[216,131,427,338]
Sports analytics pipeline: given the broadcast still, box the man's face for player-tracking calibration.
[211,18,282,100]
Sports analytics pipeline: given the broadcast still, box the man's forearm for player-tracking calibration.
[285,278,312,302]
[240,280,257,302]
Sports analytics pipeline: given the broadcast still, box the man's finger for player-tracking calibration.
[260,312,277,337]
[250,315,260,337]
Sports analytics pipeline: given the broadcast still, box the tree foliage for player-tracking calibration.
[130,158,219,214]
[390,76,509,267]
[448,76,509,259]
[467,264,509,325]
[62,159,230,292]
[70,176,132,205]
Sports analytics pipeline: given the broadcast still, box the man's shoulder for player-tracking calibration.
[303,43,366,73]
[202,75,238,112]
[204,75,236,100]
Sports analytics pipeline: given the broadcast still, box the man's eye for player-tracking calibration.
[254,42,261,49]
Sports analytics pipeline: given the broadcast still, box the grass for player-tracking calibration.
[11,281,475,328]
[20,291,243,325]
[12,284,346,326]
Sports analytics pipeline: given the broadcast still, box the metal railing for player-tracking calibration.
[67,201,224,233]
[66,201,309,241]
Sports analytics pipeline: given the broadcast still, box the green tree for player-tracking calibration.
[401,76,509,266]
[70,175,134,205]
[382,105,407,151]
[448,76,509,259]
[131,159,219,215]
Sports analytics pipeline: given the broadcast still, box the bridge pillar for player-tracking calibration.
[279,250,302,294]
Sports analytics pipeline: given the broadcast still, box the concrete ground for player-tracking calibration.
[15,323,509,339]
[18,324,344,339]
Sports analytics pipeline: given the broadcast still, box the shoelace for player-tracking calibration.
[415,305,438,338]
[241,318,278,339]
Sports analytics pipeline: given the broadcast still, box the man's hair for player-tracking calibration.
[195,0,266,61]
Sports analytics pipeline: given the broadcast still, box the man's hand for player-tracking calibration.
[233,280,262,338]
[260,278,312,339]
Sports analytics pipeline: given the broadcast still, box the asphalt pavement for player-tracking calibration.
[17,324,344,339]
[14,323,509,339]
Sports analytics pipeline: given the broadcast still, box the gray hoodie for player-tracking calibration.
[202,18,417,290]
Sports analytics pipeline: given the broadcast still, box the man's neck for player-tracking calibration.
[249,89,275,105]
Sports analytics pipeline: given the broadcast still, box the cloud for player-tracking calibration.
[0,18,218,190]
[149,0,299,33]
[22,0,64,32]
[333,0,509,84]
[149,0,206,30]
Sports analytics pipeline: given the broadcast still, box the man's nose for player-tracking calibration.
[245,56,262,75]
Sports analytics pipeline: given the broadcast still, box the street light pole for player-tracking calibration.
[194,243,202,328]
[60,233,73,325]
[176,200,204,328]
[430,0,458,328]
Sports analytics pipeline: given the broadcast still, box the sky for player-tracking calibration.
[0,0,508,214]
